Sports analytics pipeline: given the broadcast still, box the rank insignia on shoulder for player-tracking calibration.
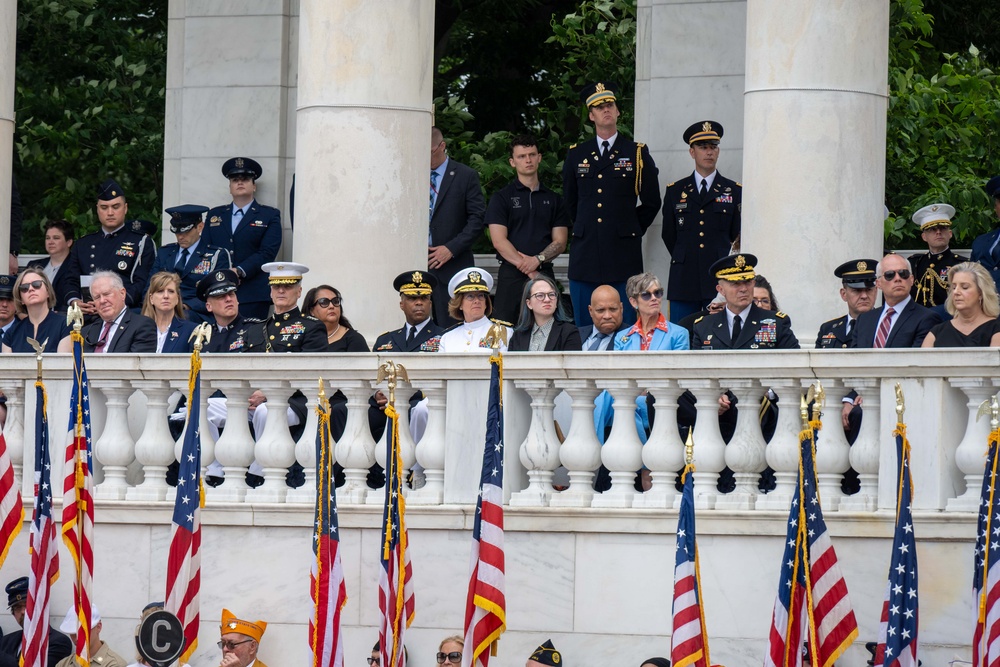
[776,311,787,318]
[736,182,743,187]
[693,316,704,324]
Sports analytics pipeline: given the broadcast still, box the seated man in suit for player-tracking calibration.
[81,271,157,353]
[149,204,232,324]
[0,576,72,667]
[850,252,942,348]
[579,284,625,351]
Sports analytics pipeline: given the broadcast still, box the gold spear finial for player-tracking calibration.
[27,337,48,380]
[188,322,213,352]
[812,381,825,422]
[977,394,1000,431]
[684,427,695,466]
[484,321,508,354]
[801,385,813,428]
[67,302,84,332]
[376,360,409,408]
[894,382,905,421]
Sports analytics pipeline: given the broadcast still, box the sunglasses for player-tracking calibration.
[18,280,44,293]
[638,288,664,301]
[315,297,342,308]
[436,653,463,664]
[367,659,380,666]
[881,269,912,281]
[217,639,253,650]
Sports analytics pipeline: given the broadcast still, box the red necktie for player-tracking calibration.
[873,307,895,348]
[95,321,113,353]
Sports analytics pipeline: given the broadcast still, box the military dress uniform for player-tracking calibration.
[815,316,851,349]
[241,262,326,352]
[67,227,154,307]
[374,271,444,352]
[910,247,966,307]
[815,258,878,349]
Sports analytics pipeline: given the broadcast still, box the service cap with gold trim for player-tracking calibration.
[579,81,618,108]
[394,270,438,297]
[220,608,266,643]
[709,253,757,282]
[528,640,561,667]
[262,261,309,285]
[911,203,955,231]
[0,275,15,299]
[221,157,263,180]
[834,258,878,289]
[448,266,494,298]
[683,120,723,145]
[97,178,125,201]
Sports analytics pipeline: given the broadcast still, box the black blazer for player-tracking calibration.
[508,319,582,351]
[82,309,157,353]
[373,320,445,352]
[429,159,486,284]
[850,299,942,348]
[27,257,79,313]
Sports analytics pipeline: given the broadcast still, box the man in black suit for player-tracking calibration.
[0,577,73,667]
[850,253,942,349]
[373,271,444,353]
[662,121,742,324]
[562,82,661,328]
[816,258,878,349]
[81,271,156,353]
[429,127,486,325]
[578,284,625,351]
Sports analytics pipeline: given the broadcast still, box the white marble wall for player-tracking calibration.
[0,0,16,261]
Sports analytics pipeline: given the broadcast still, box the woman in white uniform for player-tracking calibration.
[438,267,510,352]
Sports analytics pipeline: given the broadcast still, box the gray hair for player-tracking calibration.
[625,272,660,300]
[91,270,124,292]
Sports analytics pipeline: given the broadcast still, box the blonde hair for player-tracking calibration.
[142,271,186,320]
[947,262,1000,318]
[447,294,493,322]
[439,636,464,651]
[13,269,56,314]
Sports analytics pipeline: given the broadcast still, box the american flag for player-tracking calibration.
[165,345,204,663]
[61,330,95,667]
[21,381,59,667]
[0,430,23,567]
[874,423,918,667]
[973,423,1000,667]
[310,394,347,667]
[765,420,858,667]
[461,354,506,667]
[671,463,709,667]
[379,403,415,667]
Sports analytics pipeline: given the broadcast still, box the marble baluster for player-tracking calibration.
[286,393,321,504]
[839,378,880,512]
[592,380,643,508]
[1,381,24,489]
[755,379,801,511]
[510,381,561,507]
[946,379,997,512]
[209,381,255,502]
[126,381,176,501]
[549,380,602,508]
[681,380,727,509]
[246,380,296,503]
[716,379,766,511]
[813,379,852,512]
[92,381,137,500]
[368,380,417,504]
[633,379,685,509]
[334,380,377,504]
[407,380,446,505]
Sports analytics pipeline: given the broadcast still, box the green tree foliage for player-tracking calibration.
[14,0,167,252]
[885,0,1000,248]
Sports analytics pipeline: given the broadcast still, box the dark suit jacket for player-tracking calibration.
[578,324,628,350]
[159,317,197,353]
[373,320,444,352]
[972,228,1000,287]
[692,304,799,349]
[0,626,73,667]
[429,159,486,284]
[82,309,157,353]
[26,257,78,313]
[850,299,941,348]
[201,200,282,305]
[662,173,741,301]
[562,137,661,283]
[509,319,583,351]
[815,315,852,349]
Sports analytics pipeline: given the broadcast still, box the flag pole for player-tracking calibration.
[974,395,1000,666]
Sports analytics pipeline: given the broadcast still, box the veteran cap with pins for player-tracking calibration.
[0,275,16,299]
[197,269,240,301]
[262,261,309,285]
[97,178,125,201]
[709,253,757,282]
[834,258,878,289]
[220,608,266,643]
[165,204,209,234]
[394,270,437,297]
[579,81,618,108]
[911,203,955,231]
[448,266,493,298]
[683,120,723,145]
[527,640,561,667]
[222,156,263,181]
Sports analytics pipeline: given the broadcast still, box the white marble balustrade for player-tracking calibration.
[0,349,996,513]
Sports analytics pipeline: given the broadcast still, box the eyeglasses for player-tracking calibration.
[367,658,381,666]
[753,297,771,306]
[314,297,342,308]
[19,280,44,293]
[217,639,254,650]
[638,288,664,301]
[881,269,912,281]
[462,293,486,301]
[437,652,463,664]
[530,291,558,301]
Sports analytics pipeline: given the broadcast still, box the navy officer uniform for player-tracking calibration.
[65,179,155,308]
[562,82,660,327]
[971,176,1000,288]
[150,204,232,323]
[816,259,879,349]
[908,203,966,308]
[240,262,326,352]
[662,121,742,323]
[374,271,444,353]
[202,157,282,320]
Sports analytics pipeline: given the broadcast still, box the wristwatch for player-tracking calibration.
[535,254,546,264]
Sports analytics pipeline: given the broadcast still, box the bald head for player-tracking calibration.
[589,285,623,335]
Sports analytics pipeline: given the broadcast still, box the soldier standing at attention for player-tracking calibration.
[562,82,661,327]
[909,202,966,309]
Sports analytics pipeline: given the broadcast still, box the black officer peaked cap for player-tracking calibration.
[222,157,263,180]
[0,275,16,299]
[683,120,724,145]
[130,219,158,237]
[393,270,437,296]
[97,178,125,201]
[834,258,878,288]
[165,204,210,233]
[710,253,757,282]
[579,81,618,107]
[197,269,240,301]
[5,576,28,608]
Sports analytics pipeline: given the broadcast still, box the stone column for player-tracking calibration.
[741,0,889,338]
[0,0,15,261]
[293,0,433,340]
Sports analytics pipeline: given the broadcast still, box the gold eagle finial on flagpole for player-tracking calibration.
[27,337,48,380]
[894,382,905,421]
[66,302,84,332]
[377,360,409,408]
[484,321,508,354]
[977,394,1000,431]
[188,322,213,351]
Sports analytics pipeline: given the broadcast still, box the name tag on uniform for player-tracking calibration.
[675,203,687,210]
[577,163,590,175]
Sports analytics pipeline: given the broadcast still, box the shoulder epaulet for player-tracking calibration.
[666,181,675,187]
[776,311,788,319]
[736,182,743,187]
[569,143,578,149]
[693,316,705,324]
[244,317,264,323]
[490,318,513,327]
[304,314,320,321]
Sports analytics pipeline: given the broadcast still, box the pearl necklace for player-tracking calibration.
[327,324,342,340]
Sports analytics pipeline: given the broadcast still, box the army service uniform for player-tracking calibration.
[241,307,327,353]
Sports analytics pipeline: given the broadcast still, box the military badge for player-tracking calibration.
[376,342,394,351]
[279,323,306,336]
[412,271,423,283]
[421,337,441,352]
[235,157,245,169]
[469,271,482,284]
[118,261,127,270]
[194,259,212,274]
[210,216,221,226]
